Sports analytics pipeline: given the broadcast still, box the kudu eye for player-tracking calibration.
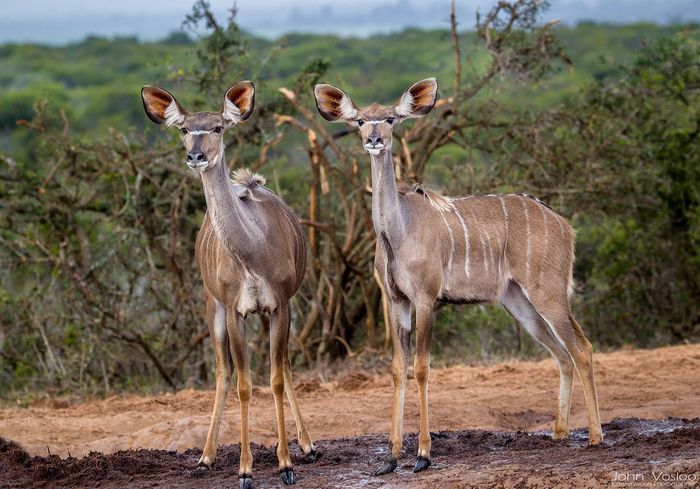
[356,119,364,127]
[386,117,395,124]
[180,128,189,135]
[213,126,223,134]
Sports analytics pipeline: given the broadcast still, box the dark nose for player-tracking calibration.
[367,136,383,145]
[187,152,205,163]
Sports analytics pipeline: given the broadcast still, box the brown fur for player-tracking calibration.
[314,78,603,476]
[142,82,317,483]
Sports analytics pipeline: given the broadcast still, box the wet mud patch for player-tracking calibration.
[1,417,698,488]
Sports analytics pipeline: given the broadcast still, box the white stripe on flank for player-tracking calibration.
[523,198,532,283]
[538,202,548,285]
[471,208,494,271]
[499,196,509,232]
[453,208,471,278]
[439,211,455,272]
[555,211,566,240]
[498,196,509,276]
[483,228,495,268]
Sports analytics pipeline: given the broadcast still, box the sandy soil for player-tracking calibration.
[0,344,699,488]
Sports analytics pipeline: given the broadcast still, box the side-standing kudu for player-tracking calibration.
[141,82,319,488]
[313,78,603,475]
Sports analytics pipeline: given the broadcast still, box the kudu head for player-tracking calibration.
[141,81,255,171]
[313,78,438,156]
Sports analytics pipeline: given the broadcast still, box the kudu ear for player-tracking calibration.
[141,86,186,127]
[313,84,358,123]
[394,78,438,119]
[223,81,255,125]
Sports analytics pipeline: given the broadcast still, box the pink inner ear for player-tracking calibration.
[410,82,437,108]
[227,84,254,114]
[144,89,173,118]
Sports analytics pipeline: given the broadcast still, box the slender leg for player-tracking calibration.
[227,309,254,489]
[270,303,295,485]
[282,317,319,462]
[533,296,603,445]
[375,298,411,476]
[413,301,433,472]
[501,280,575,439]
[198,296,232,468]
[553,357,575,439]
[565,314,603,445]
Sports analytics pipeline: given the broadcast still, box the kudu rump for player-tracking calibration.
[141,82,319,488]
[314,78,603,475]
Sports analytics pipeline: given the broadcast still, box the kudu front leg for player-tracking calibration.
[226,309,254,489]
[413,302,433,472]
[199,298,232,469]
[270,303,295,485]
[375,299,411,476]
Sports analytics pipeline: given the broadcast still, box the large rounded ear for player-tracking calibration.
[223,81,255,125]
[141,86,186,126]
[394,78,438,119]
[313,84,358,123]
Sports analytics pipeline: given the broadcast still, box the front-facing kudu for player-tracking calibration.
[142,82,319,488]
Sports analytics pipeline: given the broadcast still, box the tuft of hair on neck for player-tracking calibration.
[231,168,267,187]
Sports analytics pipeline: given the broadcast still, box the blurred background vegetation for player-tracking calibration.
[0,0,698,396]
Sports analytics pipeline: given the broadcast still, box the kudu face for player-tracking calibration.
[313,78,438,156]
[141,81,255,171]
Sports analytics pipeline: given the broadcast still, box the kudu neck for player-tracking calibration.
[370,149,406,243]
[199,152,261,260]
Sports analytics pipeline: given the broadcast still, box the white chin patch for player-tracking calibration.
[187,161,209,171]
[364,143,385,156]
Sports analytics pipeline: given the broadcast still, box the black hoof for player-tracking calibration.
[374,457,398,476]
[239,475,253,489]
[302,448,322,463]
[280,468,295,485]
[413,456,431,473]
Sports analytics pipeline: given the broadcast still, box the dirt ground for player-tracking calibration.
[1,344,699,488]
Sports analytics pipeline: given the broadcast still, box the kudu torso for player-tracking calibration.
[372,151,573,312]
[195,162,306,317]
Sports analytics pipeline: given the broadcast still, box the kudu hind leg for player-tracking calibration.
[501,281,575,440]
[270,304,295,485]
[199,297,233,468]
[375,298,411,476]
[226,309,254,487]
[531,296,603,445]
[560,313,603,445]
[283,355,319,461]
[282,306,319,461]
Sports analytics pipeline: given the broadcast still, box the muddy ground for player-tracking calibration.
[1,344,699,488]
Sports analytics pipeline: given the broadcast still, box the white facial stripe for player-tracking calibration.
[188,129,215,135]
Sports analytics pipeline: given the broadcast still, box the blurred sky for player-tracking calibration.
[2,0,699,44]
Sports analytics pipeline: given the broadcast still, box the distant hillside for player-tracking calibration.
[0,23,686,148]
